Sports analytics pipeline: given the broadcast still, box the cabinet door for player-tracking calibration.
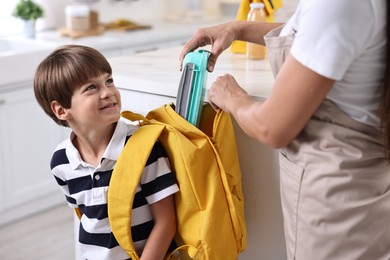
[119,89,175,115]
[0,86,68,226]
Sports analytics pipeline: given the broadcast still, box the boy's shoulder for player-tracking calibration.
[50,138,69,170]
[120,120,167,162]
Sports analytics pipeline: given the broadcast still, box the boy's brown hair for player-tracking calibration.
[34,45,112,127]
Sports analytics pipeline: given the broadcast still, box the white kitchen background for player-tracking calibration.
[0,1,299,259]
[0,0,299,37]
[0,0,223,37]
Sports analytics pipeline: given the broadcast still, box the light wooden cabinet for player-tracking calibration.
[0,84,68,226]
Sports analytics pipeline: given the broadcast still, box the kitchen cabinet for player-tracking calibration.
[120,90,175,114]
[0,83,68,226]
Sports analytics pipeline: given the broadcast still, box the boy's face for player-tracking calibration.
[57,73,121,130]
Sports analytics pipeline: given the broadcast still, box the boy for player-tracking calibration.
[34,45,179,260]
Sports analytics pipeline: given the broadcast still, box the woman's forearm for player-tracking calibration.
[232,21,284,45]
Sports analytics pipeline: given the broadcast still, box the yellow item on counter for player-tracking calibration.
[103,18,151,32]
[230,0,283,54]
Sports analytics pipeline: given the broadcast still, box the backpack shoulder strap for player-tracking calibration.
[108,120,165,260]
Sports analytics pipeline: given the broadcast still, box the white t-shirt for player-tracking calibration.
[281,0,387,127]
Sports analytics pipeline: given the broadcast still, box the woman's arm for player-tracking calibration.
[233,20,283,45]
[180,21,283,72]
[140,195,176,260]
[208,54,335,148]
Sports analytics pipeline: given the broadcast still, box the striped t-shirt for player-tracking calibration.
[50,120,179,259]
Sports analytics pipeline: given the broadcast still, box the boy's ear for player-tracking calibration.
[51,101,68,120]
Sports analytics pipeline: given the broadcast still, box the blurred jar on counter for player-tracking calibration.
[65,0,99,32]
[65,5,90,31]
[246,2,266,60]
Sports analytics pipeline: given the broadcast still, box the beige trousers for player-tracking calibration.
[265,27,390,260]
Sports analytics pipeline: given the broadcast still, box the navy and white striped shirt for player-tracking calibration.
[50,120,179,259]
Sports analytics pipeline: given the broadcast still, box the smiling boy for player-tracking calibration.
[34,45,179,260]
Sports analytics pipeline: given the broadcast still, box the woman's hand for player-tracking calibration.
[179,22,238,72]
[208,74,248,112]
[179,21,283,72]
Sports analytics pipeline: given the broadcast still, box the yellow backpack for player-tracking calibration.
[108,104,247,260]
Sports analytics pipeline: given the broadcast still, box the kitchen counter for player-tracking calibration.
[36,17,231,56]
[110,45,274,100]
[109,46,287,260]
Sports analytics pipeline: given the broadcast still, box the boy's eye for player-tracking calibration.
[106,78,114,85]
[86,84,96,91]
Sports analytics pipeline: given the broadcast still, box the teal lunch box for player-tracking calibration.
[175,49,211,126]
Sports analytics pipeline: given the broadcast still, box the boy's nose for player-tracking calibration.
[101,85,114,98]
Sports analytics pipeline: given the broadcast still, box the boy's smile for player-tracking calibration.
[63,73,121,130]
[99,102,118,111]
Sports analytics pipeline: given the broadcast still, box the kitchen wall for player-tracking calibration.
[273,0,299,22]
